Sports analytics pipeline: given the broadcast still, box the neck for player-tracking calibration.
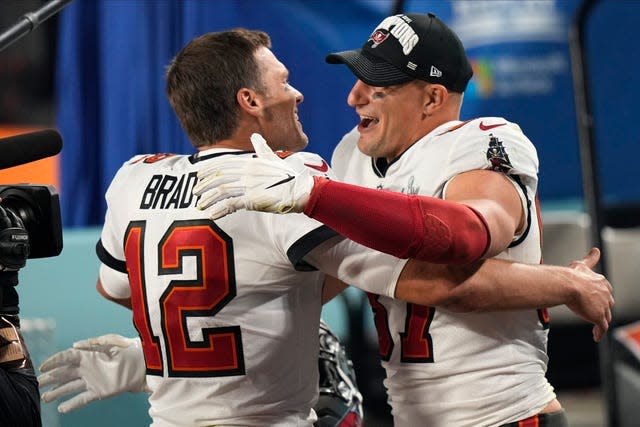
[197,130,258,152]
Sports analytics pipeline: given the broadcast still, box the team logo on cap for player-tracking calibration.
[486,135,513,173]
[370,30,389,47]
[370,15,419,54]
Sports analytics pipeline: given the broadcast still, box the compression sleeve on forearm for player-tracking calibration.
[303,177,491,265]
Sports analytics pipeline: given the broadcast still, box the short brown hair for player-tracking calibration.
[166,29,271,147]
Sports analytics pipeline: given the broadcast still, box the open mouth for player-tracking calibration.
[359,115,379,130]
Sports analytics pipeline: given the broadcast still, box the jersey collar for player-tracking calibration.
[370,120,463,177]
[189,147,254,164]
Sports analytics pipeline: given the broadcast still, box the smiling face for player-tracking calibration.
[347,79,439,161]
[253,47,308,152]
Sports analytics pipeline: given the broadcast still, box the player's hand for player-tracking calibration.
[193,133,316,220]
[564,247,614,342]
[38,334,148,413]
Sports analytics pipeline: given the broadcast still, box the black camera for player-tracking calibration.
[0,129,64,261]
[0,184,62,259]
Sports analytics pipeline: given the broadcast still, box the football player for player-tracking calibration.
[193,14,608,427]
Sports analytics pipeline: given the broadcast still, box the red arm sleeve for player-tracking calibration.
[303,177,491,265]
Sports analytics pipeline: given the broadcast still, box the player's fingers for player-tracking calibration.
[196,186,244,211]
[197,188,241,215]
[37,365,79,388]
[581,247,601,269]
[73,334,131,350]
[593,318,607,342]
[593,325,601,342]
[41,378,87,403]
[594,313,609,342]
[251,133,280,162]
[193,174,240,197]
[207,198,241,221]
[58,392,95,414]
[71,341,111,354]
[39,350,81,373]
[197,161,246,178]
[196,161,247,189]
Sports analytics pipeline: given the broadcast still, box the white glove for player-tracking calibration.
[38,334,148,414]
[193,133,316,220]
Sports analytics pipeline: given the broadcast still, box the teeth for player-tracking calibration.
[360,115,379,128]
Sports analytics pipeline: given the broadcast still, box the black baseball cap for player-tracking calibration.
[326,13,472,93]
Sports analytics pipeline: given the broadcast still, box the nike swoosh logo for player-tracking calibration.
[266,174,295,189]
[479,121,506,131]
[303,160,329,173]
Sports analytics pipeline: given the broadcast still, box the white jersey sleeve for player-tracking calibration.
[441,117,539,192]
[304,237,405,298]
[97,155,148,299]
[441,117,540,248]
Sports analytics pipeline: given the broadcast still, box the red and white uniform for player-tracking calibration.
[97,148,403,427]
[332,117,553,427]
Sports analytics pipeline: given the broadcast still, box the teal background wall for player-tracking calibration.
[18,228,151,427]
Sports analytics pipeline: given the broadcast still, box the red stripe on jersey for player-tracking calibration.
[436,119,472,135]
[275,150,295,159]
[518,414,539,427]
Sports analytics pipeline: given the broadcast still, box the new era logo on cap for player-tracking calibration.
[429,66,442,78]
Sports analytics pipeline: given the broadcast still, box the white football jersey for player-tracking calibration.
[97,148,339,427]
[332,118,554,427]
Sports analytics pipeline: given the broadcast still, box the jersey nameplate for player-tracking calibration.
[140,172,198,210]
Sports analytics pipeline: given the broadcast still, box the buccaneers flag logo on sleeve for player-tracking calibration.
[486,135,513,173]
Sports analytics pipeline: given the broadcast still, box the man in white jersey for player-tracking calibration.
[192,13,587,427]
[87,29,383,427]
[39,25,612,427]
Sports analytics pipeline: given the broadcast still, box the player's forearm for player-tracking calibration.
[394,259,483,307]
[303,177,490,265]
[442,259,575,312]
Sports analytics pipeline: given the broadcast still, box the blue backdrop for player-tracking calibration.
[56,0,639,226]
[56,0,388,226]
[585,0,640,207]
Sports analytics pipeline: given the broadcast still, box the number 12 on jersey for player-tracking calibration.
[124,219,246,377]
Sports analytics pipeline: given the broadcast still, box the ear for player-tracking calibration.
[237,87,263,117]
[424,84,448,116]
